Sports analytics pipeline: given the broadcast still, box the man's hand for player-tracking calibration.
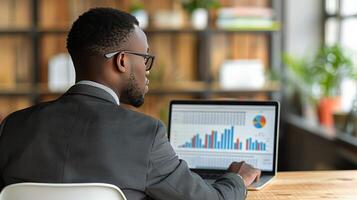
[228,161,261,187]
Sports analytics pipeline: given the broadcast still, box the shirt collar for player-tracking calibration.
[76,80,120,105]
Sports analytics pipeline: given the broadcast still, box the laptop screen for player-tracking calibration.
[168,101,279,172]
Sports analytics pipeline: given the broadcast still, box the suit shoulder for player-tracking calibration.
[119,107,166,136]
[120,106,162,124]
[5,100,54,122]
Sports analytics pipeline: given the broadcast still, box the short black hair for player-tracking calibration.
[67,7,139,58]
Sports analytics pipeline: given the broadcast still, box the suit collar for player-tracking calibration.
[76,80,120,105]
[64,84,118,105]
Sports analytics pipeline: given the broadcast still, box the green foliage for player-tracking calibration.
[181,0,221,14]
[129,0,144,13]
[283,45,356,102]
[312,44,355,97]
[283,53,316,103]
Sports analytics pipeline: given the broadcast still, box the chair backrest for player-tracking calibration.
[0,182,127,200]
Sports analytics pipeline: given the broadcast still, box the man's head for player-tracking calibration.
[67,8,153,107]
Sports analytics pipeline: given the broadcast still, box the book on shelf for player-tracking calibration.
[39,0,124,28]
[217,7,274,18]
[0,37,16,89]
[216,6,278,30]
[0,0,31,28]
[210,34,268,82]
[0,36,32,89]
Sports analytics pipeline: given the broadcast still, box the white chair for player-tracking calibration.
[0,182,127,200]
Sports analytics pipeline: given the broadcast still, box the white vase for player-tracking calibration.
[191,8,208,30]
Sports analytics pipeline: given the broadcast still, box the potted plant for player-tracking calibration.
[283,54,317,120]
[181,0,221,29]
[312,45,355,127]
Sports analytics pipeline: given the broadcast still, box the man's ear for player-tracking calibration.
[115,53,127,73]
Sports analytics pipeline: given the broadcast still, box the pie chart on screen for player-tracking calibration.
[253,115,266,128]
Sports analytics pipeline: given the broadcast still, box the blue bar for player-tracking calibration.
[208,135,211,149]
[255,140,258,151]
[231,126,234,149]
[223,130,226,149]
[229,130,232,149]
[249,138,252,150]
[240,142,242,150]
[227,130,230,149]
[205,134,208,148]
[217,141,220,149]
[214,131,218,149]
[226,129,230,149]
[226,130,229,149]
[199,138,202,148]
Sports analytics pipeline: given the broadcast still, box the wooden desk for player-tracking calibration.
[247,170,357,200]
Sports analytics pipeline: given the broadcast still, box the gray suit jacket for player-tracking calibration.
[0,84,246,200]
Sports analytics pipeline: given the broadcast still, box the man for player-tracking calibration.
[0,8,260,199]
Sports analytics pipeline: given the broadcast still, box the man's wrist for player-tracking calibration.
[236,174,247,197]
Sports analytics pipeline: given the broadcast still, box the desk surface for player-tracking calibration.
[247,170,357,200]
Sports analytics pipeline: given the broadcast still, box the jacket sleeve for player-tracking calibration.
[0,117,6,192]
[145,120,246,200]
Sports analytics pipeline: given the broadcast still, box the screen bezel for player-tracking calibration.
[168,100,280,175]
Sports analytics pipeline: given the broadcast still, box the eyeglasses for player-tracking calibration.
[104,50,155,71]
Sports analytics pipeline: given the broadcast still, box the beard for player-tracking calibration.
[124,72,145,107]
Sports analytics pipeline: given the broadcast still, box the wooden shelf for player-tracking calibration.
[0,0,283,120]
[209,81,280,95]
[336,132,357,148]
[0,29,33,35]
[0,81,281,97]
[145,27,280,34]
[0,26,281,35]
[0,84,34,96]
[149,81,207,95]
[0,90,33,96]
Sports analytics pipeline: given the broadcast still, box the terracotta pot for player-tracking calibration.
[317,97,341,127]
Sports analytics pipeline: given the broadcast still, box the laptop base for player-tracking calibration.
[203,175,274,191]
[247,175,274,190]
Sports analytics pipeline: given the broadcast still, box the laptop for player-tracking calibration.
[168,100,280,190]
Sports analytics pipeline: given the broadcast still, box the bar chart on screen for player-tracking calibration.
[170,104,276,170]
[178,126,267,152]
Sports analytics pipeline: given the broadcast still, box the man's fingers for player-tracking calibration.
[254,169,261,182]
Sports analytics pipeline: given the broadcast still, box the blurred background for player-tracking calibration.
[0,0,356,171]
